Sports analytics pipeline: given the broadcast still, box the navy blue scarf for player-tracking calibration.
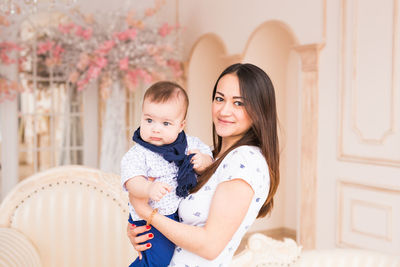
[132,128,196,198]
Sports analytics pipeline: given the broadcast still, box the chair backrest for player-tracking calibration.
[0,165,136,267]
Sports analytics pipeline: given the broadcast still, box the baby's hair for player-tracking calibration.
[143,81,189,118]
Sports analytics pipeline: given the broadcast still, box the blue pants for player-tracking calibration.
[128,212,178,267]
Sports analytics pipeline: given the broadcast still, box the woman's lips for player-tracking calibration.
[217,118,234,125]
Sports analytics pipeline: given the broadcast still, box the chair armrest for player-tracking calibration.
[230,233,302,267]
[293,248,400,267]
[0,227,42,267]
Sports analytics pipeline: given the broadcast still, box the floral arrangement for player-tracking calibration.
[0,41,23,101]
[0,75,23,102]
[0,0,183,101]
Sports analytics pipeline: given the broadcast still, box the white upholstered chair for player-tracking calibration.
[230,233,302,267]
[0,165,136,267]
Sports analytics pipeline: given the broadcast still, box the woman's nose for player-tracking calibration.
[219,102,232,116]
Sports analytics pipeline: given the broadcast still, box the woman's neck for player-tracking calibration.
[218,136,240,157]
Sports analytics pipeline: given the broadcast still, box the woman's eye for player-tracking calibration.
[163,122,170,126]
[146,118,152,123]
[215,96,223,102]
[234,101,244,106]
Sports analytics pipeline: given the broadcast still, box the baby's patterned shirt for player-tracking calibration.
[121,135,213,221]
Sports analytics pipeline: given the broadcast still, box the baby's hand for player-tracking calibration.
[188,149,213,174]
[148,181,173,202]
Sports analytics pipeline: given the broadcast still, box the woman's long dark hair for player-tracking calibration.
[191,63,280,218]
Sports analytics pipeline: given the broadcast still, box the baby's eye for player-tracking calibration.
[214,96,223,102]
[146,118,153,123]
[163,122,171,126]
[234,101,244,106]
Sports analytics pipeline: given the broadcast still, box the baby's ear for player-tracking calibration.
[180,119,186,131]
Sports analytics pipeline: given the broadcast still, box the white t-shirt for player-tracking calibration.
[169,145,270,267]
[121,135,213,221]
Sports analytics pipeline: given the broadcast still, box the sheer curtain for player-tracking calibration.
[58,85,83,165]
[99,81,127,174]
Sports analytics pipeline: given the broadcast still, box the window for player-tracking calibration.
[18,39,84,180]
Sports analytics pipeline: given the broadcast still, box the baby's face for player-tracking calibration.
[140,98,186,146]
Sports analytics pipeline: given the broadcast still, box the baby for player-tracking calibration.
[121,81,213,267]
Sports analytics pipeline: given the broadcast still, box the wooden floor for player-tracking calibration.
[234,227,296,255]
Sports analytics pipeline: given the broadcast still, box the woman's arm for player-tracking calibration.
[134,178,254,260]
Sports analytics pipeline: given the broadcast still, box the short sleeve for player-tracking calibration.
[187,136,213,158]
[120,145,147,191]
[216,146,268,192]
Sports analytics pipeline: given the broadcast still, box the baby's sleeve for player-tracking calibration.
[188,136,213,158]
[120,145,147,191]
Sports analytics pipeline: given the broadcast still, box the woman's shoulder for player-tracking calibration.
[222,145,267,170]
[215,145,269,190]
[227,145,263,158]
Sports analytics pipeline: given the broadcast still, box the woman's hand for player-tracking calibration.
[127,194,154,259]
[126,223,153,260]
[129,194,153,220]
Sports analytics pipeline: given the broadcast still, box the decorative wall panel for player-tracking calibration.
[337,180,400,253]
[339,0,400,166]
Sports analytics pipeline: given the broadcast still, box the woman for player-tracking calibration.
[127,63,280,266]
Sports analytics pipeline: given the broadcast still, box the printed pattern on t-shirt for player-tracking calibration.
[169,145,270,267]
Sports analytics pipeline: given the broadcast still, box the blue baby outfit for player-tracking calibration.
[128,213,179,267]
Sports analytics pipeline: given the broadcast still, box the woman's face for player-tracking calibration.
[212,74,253,147]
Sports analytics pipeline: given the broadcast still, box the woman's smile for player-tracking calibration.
[217,118,234,125]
